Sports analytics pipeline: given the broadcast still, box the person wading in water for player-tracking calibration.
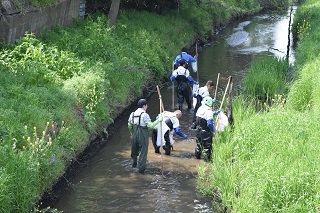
[195,96,219,162]
[170,59,198,111]
[191,80,215,129]
[151,110,188,155]
[128,99,163,173]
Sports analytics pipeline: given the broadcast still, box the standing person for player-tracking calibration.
[151,110,188,155]
[191,80,215,129]
[195,96,219,162]
[128,99,163,173]
[170,59,198,111]
[174,47,198,71]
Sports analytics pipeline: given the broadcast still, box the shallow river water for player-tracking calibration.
[51,7,296,213]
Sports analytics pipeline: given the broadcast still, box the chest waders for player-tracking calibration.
[195,116,213,161]
[151,116,173,155]
[131,112,149,173]
[176,69,192,110]
[192,94,203,123]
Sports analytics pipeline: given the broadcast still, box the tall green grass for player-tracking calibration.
[0,56,88,212]
[198,0,320,211]
[199,96,320,212]
[243,56,289,101]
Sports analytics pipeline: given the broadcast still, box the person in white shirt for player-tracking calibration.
[151,110,188,155]
[191,80,215,129]
[170,59,198,110]
[195,96,219,162]
[128,99,162,173]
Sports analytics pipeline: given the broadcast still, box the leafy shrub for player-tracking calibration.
[0,34,83,85]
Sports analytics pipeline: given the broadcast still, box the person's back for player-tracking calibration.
[170,59,198,110]
[152,110,187,155]
[174,47,197,70]
[195,97,215,161]
[174,65,189,86]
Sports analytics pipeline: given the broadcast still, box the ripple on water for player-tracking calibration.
[226,31,249,47]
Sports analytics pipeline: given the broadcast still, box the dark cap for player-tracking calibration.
[137,99,147,108]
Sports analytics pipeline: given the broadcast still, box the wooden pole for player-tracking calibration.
[214,73,220,100]
[216,76,231,123]
[196,41,199,83]
[212,73,220,111]
[156,85,164,176]
[226,77,234,126]
[157,85,165,112]
[172,61,175,110]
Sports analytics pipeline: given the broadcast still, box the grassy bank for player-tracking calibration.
[0,0,277,212]
[198,0,320,212]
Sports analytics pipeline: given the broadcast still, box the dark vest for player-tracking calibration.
[176,68,188,85]
[164,117,173,130]
[196,117,210,132]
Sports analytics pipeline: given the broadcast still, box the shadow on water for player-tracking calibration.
[49,7,296,213]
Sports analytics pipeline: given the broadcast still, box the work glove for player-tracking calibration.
[213,110,220,116]
[183,134,188,140]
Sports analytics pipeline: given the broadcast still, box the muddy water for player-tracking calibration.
[52,8,296,213]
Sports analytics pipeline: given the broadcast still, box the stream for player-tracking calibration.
[49,7,296,213]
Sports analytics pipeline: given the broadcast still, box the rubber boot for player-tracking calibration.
[155,147,160,154]
[164,145,171,155]
[195,147,201,159]
[203,142,212,162]
[165,148,171,155]
[132,157,137,168]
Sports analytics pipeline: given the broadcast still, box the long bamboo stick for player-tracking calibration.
[156,85,164,176]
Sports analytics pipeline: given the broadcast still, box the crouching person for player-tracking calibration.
[128,99,163,173]
[152,110,188,155]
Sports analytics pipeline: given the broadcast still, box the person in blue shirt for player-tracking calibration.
[195,96,219,162]
[170,59,198,110]
[174,47,197,70]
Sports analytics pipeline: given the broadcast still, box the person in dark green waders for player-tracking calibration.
[128,99,163,173]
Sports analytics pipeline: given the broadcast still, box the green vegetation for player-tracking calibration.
[244,56,289,101]
[0,0,294,211]
[198,0,320,212]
